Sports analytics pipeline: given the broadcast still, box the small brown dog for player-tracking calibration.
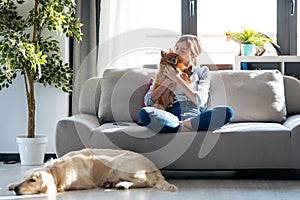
[153,50,192,110]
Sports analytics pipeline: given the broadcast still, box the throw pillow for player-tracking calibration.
[98,68,156,124]
[207,70,287,122]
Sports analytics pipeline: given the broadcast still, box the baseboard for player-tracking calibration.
[0,153,57,162]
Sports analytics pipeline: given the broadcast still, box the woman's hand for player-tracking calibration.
[150,66,176,102]
[161,76,173,88]
[163,65,180,82]
[163,65,199,106]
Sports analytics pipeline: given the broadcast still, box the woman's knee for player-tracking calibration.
[189,106,234,131]
[138,107,180,133]
[138,107,151,126]
[212,106,234,124]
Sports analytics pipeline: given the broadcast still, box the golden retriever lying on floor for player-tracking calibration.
[8,148,178,195]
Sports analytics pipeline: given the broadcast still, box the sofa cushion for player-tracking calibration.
[98,68,156,123]
[90,122,291,169]
[207,70,287,122]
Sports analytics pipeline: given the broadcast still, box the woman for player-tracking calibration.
[138,35,234,133]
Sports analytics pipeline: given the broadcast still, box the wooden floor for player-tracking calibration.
[1,162,300,200]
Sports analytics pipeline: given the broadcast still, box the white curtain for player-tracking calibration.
[99,0,130,42]
[97,0,181,76]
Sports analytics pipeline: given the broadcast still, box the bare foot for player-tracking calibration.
[179,119,193,132]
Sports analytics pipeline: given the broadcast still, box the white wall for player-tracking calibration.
[0,78,69,153]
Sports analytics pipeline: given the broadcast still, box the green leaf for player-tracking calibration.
[0,0,81,95]
[225,27,279,47]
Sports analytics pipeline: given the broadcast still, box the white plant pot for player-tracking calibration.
[16,135,48,166]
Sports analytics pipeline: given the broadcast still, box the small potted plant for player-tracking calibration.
[0,0,82,165]
[225,27,279,56]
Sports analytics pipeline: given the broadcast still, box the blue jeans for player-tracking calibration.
[138,104,234,133]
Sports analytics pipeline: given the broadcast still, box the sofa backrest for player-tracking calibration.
[79,68,300,123]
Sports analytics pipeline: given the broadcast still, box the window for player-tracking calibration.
[99,0,181,70]
[277,0,297,55]
[197,0,277,65]
[99,0,297,69]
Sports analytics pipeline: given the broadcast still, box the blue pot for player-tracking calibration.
[241,44,256,56]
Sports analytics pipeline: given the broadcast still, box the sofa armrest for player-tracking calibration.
[283,114,300,133]
[284,76,300,115]
[55,114,100,157]
[79,77,102,116]
[283,114,300,168]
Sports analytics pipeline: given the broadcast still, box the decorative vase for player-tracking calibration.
[16,135,48,166]
[241,44,256,56]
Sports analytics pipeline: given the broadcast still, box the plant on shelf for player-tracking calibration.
[0,0,82,139]
[225,27,280,56]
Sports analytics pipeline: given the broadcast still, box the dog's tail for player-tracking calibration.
[150,171,178,192]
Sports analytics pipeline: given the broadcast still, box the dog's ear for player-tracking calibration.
[161,51,167,58]
[49,167,67,193]
[40,183,48,194]
[40,170,57,194]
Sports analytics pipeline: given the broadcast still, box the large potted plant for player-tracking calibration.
[0,0,82,165]
[225,27,279,56]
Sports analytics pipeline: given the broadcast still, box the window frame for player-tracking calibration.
[277,0,297,55]
[182,0,197,35]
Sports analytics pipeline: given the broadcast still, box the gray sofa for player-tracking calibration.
[55,68,300,170]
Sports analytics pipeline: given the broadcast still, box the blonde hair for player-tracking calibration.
[175,34,202,65]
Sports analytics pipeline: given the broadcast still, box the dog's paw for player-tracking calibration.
[115,181,133,190]
[153,181,179,192]
[102,181,113,189]
[7,183,16,191]
[168,184,179,192]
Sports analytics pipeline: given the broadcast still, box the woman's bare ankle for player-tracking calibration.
[179,119,193,132]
